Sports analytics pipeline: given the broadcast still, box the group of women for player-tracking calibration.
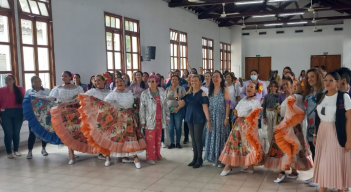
[0,65,350,191]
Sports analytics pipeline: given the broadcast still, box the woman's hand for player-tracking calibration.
[263,118,267,125]
[345,140,351,152]
[172,108,179,113]
[178,100,185,108]
[224,118,229,127]
[313,136,317,146]
[207,121,212,131]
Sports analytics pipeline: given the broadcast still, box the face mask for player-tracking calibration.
[251,75,258,81]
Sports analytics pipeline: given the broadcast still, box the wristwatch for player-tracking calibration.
[226,117,229,119]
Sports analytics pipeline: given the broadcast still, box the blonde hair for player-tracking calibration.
[186,74,201,94]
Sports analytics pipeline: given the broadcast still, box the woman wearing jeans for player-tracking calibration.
[178,74,211,168]
[165,75,186,149]
[0,74,25,159]
[25,76,50,159]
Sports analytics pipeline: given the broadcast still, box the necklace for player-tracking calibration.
[65,83,71,85]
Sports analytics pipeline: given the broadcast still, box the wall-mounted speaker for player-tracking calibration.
[147,46,156,60]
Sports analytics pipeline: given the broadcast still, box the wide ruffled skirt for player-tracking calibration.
[23,95,63,145]
[50,98,98,154]
[265,97,313,171]
[313,121,351,189]
[219,108,264,166]
[78,94,146,157]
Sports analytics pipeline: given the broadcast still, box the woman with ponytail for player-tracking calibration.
[0,74,25,159]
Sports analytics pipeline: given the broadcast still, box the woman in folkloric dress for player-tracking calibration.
[79,77,146,168]
[49,71,98,165]
[264,77,313,183]
[219,82,263,176]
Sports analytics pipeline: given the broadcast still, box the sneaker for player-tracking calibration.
[176,143,182,149]
[68,159,75,165]
[7,154,14,159]
[148,160,156,165]
[168,143,175,149]
[14,151,21,157]
[27,152,33,159]
[104,161,111,167]
[134,160,141,169]
[41,149,48,156]
[274,174,286,183]
[220,169,232,176]
[212,163,217,167]
[183,140,188,144]
[161,142,167,148]
[97,154,106,160]
[304,178,313,184]
[309,182,318,187]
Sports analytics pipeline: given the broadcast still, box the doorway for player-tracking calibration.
[245,57,271,81]
[310,55,341,72]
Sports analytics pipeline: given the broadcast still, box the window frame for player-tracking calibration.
[170,29,188,72]
[124,17,141,79]
[0,0,19,84]
[18,0,55,89]
[202,37,214,72]
[220,42,231,73]
[104,12,124,74]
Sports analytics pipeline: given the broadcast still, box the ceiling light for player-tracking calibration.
[287,21,308,25]
[268,0,296,2]
[279,12,305,16]
[264,23,283,26]
[252,14,275,18]
[235,1,264,5]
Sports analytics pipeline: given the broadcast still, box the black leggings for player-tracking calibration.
[28,127,47,150]
[188,123,205,160]
[308,141,315,160]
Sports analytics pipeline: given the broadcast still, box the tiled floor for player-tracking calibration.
[0,142,320,192]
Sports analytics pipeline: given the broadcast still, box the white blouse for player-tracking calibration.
[85,89,111,100]
[105,90,134,109]
[317,92,351,122]
[227,83,240,107]
[49,85,84,102]
[280,94,305,117]
[236,97,261,117]
[26,88,51,97]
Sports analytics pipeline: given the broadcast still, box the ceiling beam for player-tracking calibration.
[169,0,236,8]
[198,4,222,18]
[219,15,351,27]
[199,6,351,19]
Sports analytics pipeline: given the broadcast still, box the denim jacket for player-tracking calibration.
[140,88,169,130]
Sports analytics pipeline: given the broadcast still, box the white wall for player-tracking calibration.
[51,0,231,83]
[231,26,242,77]
[241,24,344,78]
[343,20,351,68]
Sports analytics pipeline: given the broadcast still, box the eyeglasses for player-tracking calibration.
[148,80,155,83]
[323,79,337,83]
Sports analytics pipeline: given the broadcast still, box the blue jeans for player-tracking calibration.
[0,108,24,154]
[168,109,185,144]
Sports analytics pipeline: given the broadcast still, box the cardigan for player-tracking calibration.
[315,91,347,147]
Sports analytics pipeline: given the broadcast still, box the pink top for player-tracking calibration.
[0,86,25,109]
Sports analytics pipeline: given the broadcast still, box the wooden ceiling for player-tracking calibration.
[168,0,351,28]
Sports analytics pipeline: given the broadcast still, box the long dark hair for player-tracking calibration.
[31,76,44,90]
[209,70,225,97]
[135,71,146,89]
[191,68,198,74]
[74,74,82,86]
[182,69,189,79]
[303,68,324,99]
[267,80,279,94]
[88,76,95,89]
[6,75,23,104]
[282,66,292,78]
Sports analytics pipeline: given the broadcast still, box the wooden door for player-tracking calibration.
[258,57,271,81]
[325,55,341,72]
[245,57,258,80]
[310,55,326,69]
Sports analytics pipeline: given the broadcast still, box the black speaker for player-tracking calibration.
[147,46,156,60]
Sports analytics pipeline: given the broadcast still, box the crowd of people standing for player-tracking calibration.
[0,65,350,192]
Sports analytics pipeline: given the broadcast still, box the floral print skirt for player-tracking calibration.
[79,94,146,157]
[264,123,313,171]
[219,108,264,167]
